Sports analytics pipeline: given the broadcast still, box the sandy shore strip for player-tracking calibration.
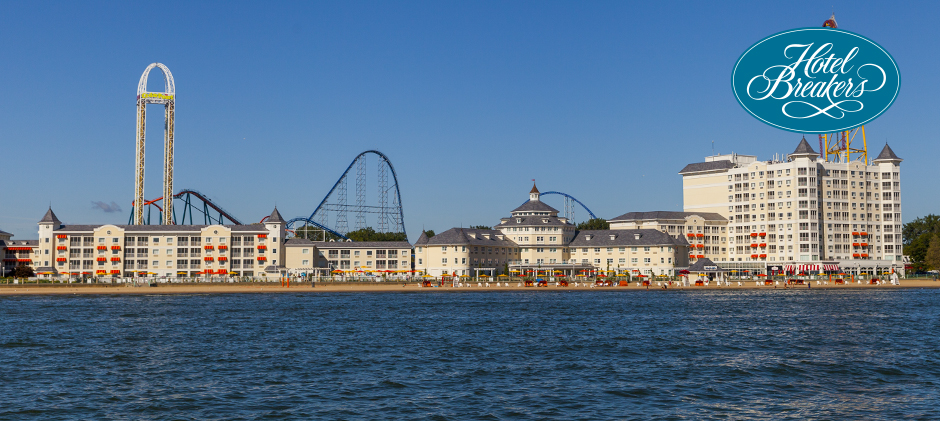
[0,279,938,295]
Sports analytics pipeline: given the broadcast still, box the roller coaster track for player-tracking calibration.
[522,191,597,222]
[303,150,405,236]
[131,189,243,225]
[132,151,405,237]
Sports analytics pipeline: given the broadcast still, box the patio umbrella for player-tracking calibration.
[756,274,767,277]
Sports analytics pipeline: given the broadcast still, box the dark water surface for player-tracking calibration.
[2,289,939,420]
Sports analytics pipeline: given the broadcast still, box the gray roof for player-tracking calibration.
[874,143,902,161]
[609,211,727,222]
[266,207,285,223]
[425,228,517,247]
[53,224,269,233]
[40,208,61,224]
[687,258,727,272]
[2,239,38,246]
[568,229,688,247]
[285,238,315,246]
[497,215,570,228]
[0,229,12,236]
[308,241,412,249]
[414,231,430,246]
[791,137,818,156]
[511,200,559,214]
[679,160,736,174]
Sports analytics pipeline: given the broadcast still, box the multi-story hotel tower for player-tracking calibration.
[679,138,903,274]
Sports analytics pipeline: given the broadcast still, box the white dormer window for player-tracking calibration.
[516,218,521,223]
[542,219,548,223]
[609,235,616,240]
[634,234,641,240]
[585,234,593,241]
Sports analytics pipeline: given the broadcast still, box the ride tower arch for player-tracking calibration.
[134,63,176,225]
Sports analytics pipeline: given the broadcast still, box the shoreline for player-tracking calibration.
[0,279,938,295]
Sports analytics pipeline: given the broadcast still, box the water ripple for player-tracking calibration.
[0,290,939,419]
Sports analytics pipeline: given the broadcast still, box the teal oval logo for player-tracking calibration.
[732,28,900,133]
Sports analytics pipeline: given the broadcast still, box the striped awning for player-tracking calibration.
[823,264,840,271]
[798,264,820,272]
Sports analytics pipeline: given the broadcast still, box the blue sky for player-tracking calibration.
[1,1,937,241]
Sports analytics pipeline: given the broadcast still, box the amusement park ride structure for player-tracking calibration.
[816,14,870,165]
[127,64,595,239]
[133,63,176,226]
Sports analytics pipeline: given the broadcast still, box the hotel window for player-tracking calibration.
[594,259,600,264]
[302,260,309,266]
[643,258,651,263]
[442,258,447,264]
[631,258,638,263]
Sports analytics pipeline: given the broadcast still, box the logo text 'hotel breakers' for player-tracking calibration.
[732,27,899,133]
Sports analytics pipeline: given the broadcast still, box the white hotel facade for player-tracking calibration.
[677,138,903,274]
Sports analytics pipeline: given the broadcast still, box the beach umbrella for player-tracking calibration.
[331,269,343,274]
[480,274,490,278]
[498,274,509,277]
[637,274,647,278]
[756,274,767,277]
[421,274,434,278]
[459,274,470,278]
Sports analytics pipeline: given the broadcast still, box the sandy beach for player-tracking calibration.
[0,279,938,295]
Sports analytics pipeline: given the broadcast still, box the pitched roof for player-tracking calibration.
[568,229,688,247]
[678,160,736,174]
[307,241,412,249]
[791,137,818,156]
[530,183,540,194]
[0,229,12,237]
[874,143,902,161]
[511,200,559,214]
[414,231,430,246]
[285,238,315,246]
[266,207,285,223]
[497,215,569,227]
[39,208,61,224]
[424,228,516,247]
[687,258,728,272]
[609,211,727,222]
[53,224,269,232]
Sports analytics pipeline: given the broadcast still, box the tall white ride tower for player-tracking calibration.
[134,63,176,225]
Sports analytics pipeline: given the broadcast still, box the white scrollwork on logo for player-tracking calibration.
[743,43,886,120]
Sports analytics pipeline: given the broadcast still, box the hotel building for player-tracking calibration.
[285,238,412,274]
[678,138,903,274]
[414,185,691,276]
[29,207,288,279]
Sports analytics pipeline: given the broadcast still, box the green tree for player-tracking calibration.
[345,227,408,242]
[903,215,940,271]
[576,218,609,231]
[423,230,435,238]
[12,266,35,278]
[926,234,940,273]
[470,225,491,230]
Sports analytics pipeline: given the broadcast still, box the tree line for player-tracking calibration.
[904,214,940,272]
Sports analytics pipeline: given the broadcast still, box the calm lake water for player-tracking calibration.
[2,289,939,420]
